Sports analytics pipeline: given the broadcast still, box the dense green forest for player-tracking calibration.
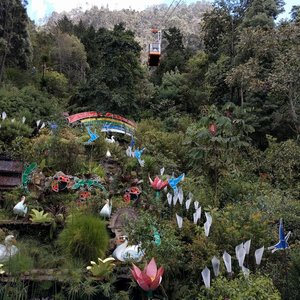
[0,0,299,299]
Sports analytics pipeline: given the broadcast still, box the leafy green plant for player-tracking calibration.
[57,214,109,262]
[196,274,281,300]
[86,257,115,278]
[29,209,53,223]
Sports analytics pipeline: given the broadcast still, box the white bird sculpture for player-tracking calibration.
[13,196,28,217]
[99,199,112,218]
[112,236,144,262]
[105,136,115,143]
[0,235,18,262]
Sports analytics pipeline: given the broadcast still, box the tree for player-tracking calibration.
[268,25,300,137]
[152,27,189,84]
[51,30,89,86]
[0,0,32,83]
[69,24,143,116]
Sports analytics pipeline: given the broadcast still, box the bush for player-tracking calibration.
[196,274,281,300]
[57,214,109,262]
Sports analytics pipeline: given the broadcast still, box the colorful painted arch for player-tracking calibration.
[67,112,137,136]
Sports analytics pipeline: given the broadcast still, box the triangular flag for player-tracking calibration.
[167,193,172,206]
[255,246,264,265]
[211,256,220,277]
[201,267,211,288]
[243,240,251,255]
[204,212,212,237]
[235,243,246,267]
[223,251,232,273]
[176,214,183,229]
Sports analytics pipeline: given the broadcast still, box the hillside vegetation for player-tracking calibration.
[0,0,299,299]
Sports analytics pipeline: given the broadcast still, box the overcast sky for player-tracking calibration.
[26,0,299,24]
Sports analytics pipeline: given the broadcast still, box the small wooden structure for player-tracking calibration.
[0,157,23,190]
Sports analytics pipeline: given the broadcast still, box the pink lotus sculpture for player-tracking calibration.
[131,258,164,292]
[149,176,168,191]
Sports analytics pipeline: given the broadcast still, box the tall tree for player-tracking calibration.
[69,24,143,116]
[0,0,32,82]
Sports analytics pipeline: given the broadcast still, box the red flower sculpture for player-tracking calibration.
[131,258,164,292]
[149,176,168,191]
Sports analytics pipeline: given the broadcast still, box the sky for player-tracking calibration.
[26,0,299,24]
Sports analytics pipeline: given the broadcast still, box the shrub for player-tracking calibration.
[57,214,109,262]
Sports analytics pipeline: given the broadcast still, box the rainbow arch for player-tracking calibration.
[67,112,136,136]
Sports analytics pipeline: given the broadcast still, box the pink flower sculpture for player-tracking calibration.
[149,176,168,191]
[131,258,164,292]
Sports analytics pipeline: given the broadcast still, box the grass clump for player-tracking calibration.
[57,214,109,262]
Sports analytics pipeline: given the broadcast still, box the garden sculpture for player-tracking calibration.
[0,235,18,262]
[268,218,291,253]
[131,258,164,293]
[13,196,28,217]
[99,199,112,218]
[112,236,144,262]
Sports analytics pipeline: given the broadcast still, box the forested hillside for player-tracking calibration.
[0,0,299,299]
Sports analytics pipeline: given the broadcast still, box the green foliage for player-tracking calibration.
[262,136,300,188]
[4,252,34,275]
[0,84,64,124]
[196,275,281,300]
[42,70,68,97]
[185,103,255,183]
[0,119,31,154]
[86,257,115,278]
[23,127,85,174]
[0,0,32,82]
[57,214,109,262]
[69,23,143,116]
[29,209,53,223]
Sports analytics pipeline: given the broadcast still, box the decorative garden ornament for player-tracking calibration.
[99,199,112,218]
[105,136,115,143]
[194,201,199,210]
[211,256,220,277]
[106,150,111,157]
[185,199,191,210]
[204,212,212,237]
[1,111,7,120]
[201,267,211,288]
[168,173,185,192]
[176,214,183,229]
[160,167,165,175]
[151,227,161,246]
[13,196,28,217]
[149,176,168,191]
[196,207,201,220]
[193,212,198,225]
[86,257,116,278]
[131,258,164,293]
[243,240,251,255]
[113,236,144,262]
[126,146,133,157]
[235,243,246,267]
[178,187,184,205]
[85,127,99,144]
[268,219,291,253]
[167,193,172,206]
[255,246,264,265]
[0,235,18,262]
[134,148,145,167]
[223,251,232,273]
